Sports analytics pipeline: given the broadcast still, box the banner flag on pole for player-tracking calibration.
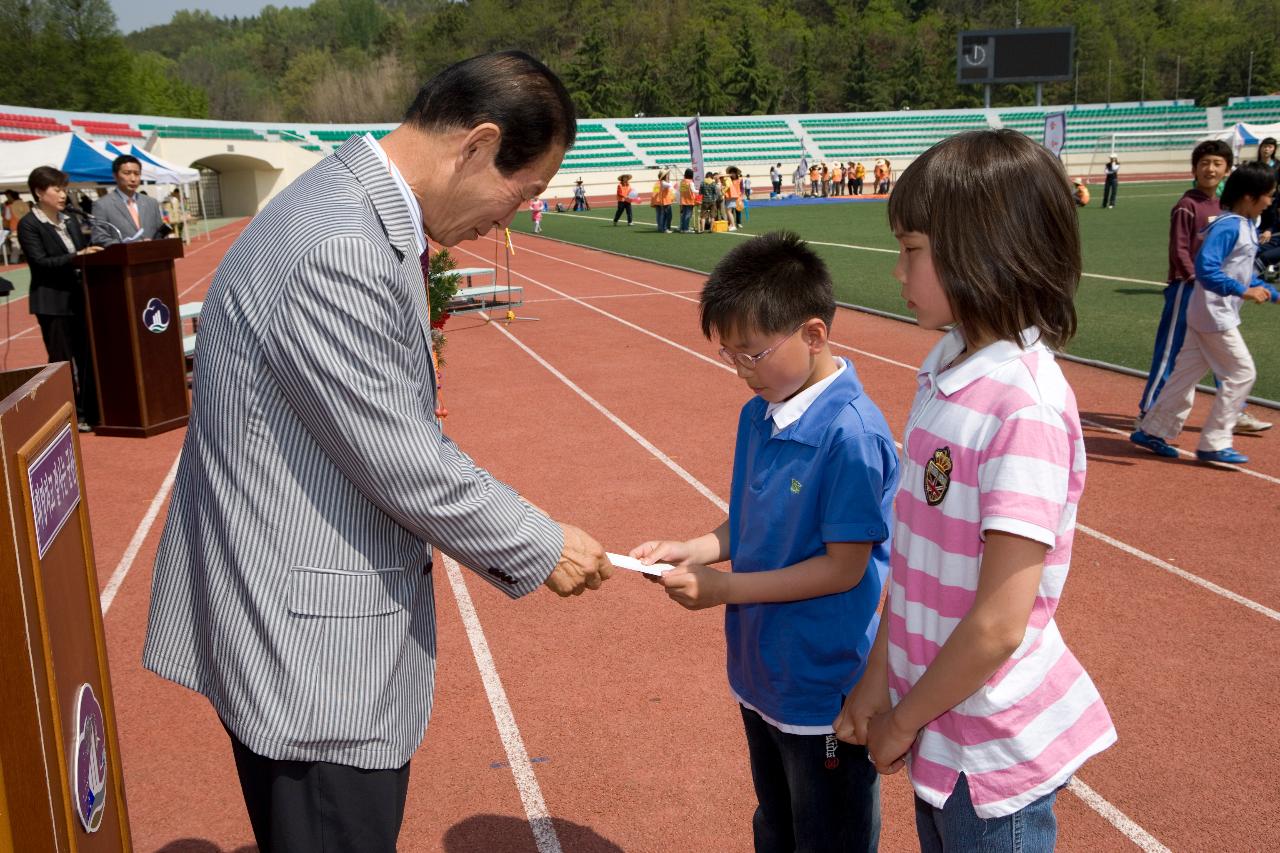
[686,117,704,180]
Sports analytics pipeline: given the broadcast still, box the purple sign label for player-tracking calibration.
[71,683,108,833]
[27,423,80,559]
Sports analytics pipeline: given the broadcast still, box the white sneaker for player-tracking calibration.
[1234,412,1273,433]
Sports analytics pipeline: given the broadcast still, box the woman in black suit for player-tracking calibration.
[17,166,103,431]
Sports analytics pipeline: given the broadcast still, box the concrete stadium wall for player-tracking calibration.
[151,139,323,216]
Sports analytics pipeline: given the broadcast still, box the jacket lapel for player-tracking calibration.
[333,136,436,386]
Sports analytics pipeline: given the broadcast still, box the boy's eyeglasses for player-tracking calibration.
[718,324,805,371]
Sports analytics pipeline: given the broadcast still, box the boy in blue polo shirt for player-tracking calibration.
[631,230,898,852]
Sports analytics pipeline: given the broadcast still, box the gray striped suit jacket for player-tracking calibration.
[143,136,563,770]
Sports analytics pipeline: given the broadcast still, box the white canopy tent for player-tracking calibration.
[0,133,116,190]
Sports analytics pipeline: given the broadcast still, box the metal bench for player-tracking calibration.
[441,268,523,315]
[180,301,202,358]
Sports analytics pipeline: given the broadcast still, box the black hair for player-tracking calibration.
[112,154,141,175]
[683,168,694,179]
[888,129,1079,350]
[1219,162,1278,210]
[1258,137,1278,161]
[700,231,835,339]
[1191,139,1233,170]
[28,165,68,197]
[403,51,576,175]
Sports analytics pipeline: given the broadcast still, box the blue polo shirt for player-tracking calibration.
[726,359,898,728]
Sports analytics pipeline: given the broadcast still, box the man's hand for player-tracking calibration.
[658,564,730,610]
[543,523,613,597]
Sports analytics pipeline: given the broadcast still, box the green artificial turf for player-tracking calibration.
[513,182,1280,402]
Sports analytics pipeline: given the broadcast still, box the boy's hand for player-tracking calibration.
[630,539,694,566]
[833,677,892,746]
[658,564,730,610]
[866,710,915,775]
[1244,286,1272,304]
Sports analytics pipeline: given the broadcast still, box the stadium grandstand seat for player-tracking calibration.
[0,132,40,141]
[138,123,267,141]
[1222,98,1280,123]
[72,119,143,138]
[0,112,72,134]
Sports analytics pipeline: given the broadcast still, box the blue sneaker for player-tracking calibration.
[1130,430,1179,458]
[1195,448,1249,464]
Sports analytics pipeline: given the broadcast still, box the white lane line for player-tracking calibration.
[452,246,729,374]
[179,267,218,298]
[483,312,1164,851]
[524,289,700,305]
[544,212,1167,286]
[441,554,563,853]
[1,324,36,346]
[100,452,181,615]
[473,243,1280,622]
[1079,417,1280,487]
[1077,523,1279,622]
[1067,778,1172,853]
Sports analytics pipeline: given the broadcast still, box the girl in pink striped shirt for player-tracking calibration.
[834,130,1116,851]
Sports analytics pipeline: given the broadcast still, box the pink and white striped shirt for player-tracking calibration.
[889,327,1116,818]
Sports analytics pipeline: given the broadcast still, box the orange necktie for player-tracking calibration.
[127,198,140,229]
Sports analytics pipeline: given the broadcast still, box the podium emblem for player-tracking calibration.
[142,297,171,333]
[71,683,108,833]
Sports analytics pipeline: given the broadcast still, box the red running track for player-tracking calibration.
[30,221,1278,851]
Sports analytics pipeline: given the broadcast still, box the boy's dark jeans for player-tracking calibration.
[741,705,881,852]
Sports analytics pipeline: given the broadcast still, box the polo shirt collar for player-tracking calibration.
[756,358,862,446]
[920,326,1044,397]
[766,359,846,432]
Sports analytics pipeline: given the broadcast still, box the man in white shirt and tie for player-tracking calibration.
[90,155,167,245]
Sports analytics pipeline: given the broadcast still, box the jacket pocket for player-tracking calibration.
[287,566,409,617]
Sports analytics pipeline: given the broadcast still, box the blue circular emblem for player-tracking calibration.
[71,683,108,833]
[142,297,171,334]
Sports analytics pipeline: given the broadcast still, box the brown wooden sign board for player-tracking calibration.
[0,364,132,850]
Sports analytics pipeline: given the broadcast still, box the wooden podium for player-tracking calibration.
[79,239,189,438]
[0,364,132,850]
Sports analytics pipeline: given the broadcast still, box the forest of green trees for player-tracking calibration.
[0,0,1276,123]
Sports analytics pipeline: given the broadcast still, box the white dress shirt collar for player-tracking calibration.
[363,134,425,256]
[765,359,847,435]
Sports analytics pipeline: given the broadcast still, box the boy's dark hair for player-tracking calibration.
[1190,139,1233,170]
[28,165,68,197]
[1219,162,1278,210]
[700,231,835,339]
[403,51,576,176]
[888,129,1079,350]
[112,154,141,174]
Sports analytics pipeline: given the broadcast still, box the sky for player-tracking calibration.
[110,0,314,34]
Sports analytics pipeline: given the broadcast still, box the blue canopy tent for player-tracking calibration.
[0,132,117,188]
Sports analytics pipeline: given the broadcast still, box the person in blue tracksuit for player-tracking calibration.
[1132,163,1279,464]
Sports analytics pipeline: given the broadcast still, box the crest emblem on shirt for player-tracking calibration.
[923,447,953,507]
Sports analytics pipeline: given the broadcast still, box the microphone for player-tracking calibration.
[65,205,125,243]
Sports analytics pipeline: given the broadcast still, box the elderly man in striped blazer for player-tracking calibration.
[143,52,613,851]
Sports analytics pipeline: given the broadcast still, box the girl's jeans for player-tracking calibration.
[915,773,1062,853]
